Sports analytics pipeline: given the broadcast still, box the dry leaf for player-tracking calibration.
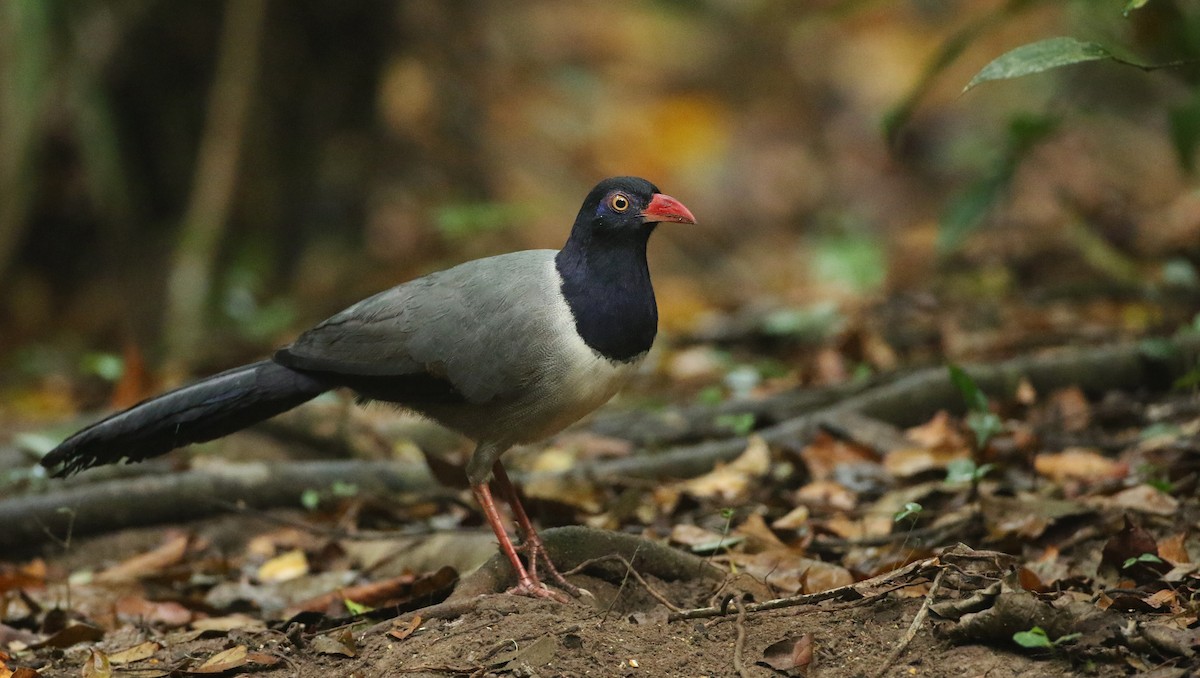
[1158,533,1190,565]
[190,614,265,632]
[1104,484,1179,516]
[732,550,853,595]
[95,533,190,582]
[81,649,112,678]
[799,431,875,481]
[388,615,422,641]
[108,641,161,665]
[793,480,857,512]
[771,505,810,530]
[670,524,736,552]
[735,513,787,552]
[522,474,604,513]
[32,623,104,649]
[1049,387,1090,432]
[311,630,357,657]
[257,549,309,583]
[1034,448,1126,483]
[679,436,769,502]
[1015,377,1037,405]
[115,596,193,627]
[884,446,969,478]
[759,633,813,676]
[189,646,248,674]
[905,411,966,450]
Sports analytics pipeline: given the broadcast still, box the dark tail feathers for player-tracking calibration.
[41,360,330,477]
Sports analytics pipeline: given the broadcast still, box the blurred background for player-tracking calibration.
[3,0,1200,422]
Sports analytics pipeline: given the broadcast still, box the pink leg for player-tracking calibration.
[491,461,583,597]
[470,483,564,600]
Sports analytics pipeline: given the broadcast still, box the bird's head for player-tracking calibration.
[572,176,696,239]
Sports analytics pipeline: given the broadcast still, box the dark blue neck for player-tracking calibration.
[555,229,658,362]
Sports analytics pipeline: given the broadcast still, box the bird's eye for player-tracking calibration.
[609,194,630,212]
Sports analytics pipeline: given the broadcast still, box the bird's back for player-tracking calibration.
[276,249,641,445]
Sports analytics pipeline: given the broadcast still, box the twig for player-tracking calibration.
[732,598,751,678]
[872,567,946,678]
[562,554,682,612]
[670,556,938,622]
[597,543,643,626]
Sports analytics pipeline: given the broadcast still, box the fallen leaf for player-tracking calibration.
[734,513,787,552]
[670,523,742,553]
[981,495,1091,540]
[311,629,356,657]
[188,646,248,674]
[108,641,161,665]
[799,431,875,481]
[793,480,857,512]
[115,596,193,627]
[884,446,969,478]
[32,623,104,649]
[521,474,604,513]
[759,634,813,675]
[1158,533,1190,565]
[732,550,853,595]
[1034,448,1126,483]
[771,505,810,530]
[1145,588,1180,612]
[490,635,556,670]
[1048,387,1091,432]
[257,549,309,583]
[1015,377,1037,405]
[81,649,112,678]
[679,436,770,502]
[95,533,190,582]
[1103,484,1179,516]
[190,614,265,633]
[388,615,422,641]
[0,560,46,593]
[905,411,967,450]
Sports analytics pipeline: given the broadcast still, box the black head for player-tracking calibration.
[556,177,696,362]
[570,176,696,241]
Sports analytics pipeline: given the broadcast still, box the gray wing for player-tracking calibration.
[275,250,561,404]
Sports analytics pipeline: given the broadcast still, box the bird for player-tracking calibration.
[41,176,696,599]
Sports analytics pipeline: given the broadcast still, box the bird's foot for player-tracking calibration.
[517,540,590,599]
[507,577,570,602]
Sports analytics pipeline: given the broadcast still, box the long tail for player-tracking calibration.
[41,360,330,477]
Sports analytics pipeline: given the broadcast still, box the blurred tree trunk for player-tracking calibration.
[162,0,268,377]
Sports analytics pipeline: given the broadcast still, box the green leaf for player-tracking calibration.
[300,489,321,511]
[945,459,993,484]
[715,413,756,436]
[945,458,978,484]
[80,352,124,382]
[1122,553,1164,569]
[948,365,990,412]
[695,385,725,406]
[894,502,923,523]
[966,411,1004,449]
[964,37,1112,92]
[1013,626,1053,649]
[343,598,372,615]
[1123,0,1151,16]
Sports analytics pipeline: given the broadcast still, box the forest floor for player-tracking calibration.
[3,294,1200,677]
